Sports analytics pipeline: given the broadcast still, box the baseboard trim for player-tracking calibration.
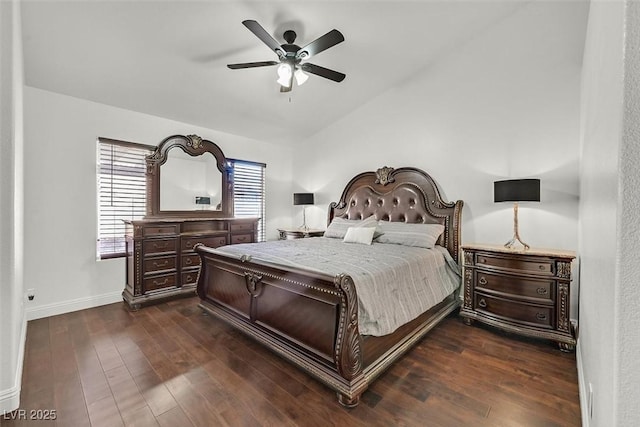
[577,339,589,427]
[26,291,123,321]
[0,311,27,415]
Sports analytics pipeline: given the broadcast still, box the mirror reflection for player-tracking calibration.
[160,148,222,211]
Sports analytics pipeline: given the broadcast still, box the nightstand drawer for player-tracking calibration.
[475,253,553,275]
[474,293,553,329]
[475,271,554,303]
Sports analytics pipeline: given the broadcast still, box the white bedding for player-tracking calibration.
[212,237,461,336]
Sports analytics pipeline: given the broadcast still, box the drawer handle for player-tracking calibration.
[185,258,192,265]
[478,257,486,263]
[153,242,169,249]
[236,236,247,242]
[538,265,546,270]
[478,276,488,285]
[536,313,547,321]
[185,275,193,282]
[478,298,487,308]
[152,278,169,287]
[536,287,548,295]
[152,260,169,268]
[185,240,193,248]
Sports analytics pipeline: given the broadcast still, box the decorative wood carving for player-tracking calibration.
[557,261,571,279]
[244,272,263,298]
[374,166,395,186]
[334,274,363,381]
[463,269,473,309]
[558,283,570,333]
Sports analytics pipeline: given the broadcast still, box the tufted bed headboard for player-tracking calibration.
[328,166,464,262]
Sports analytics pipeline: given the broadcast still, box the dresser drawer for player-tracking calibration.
[181,235,227,251]
[474,293,553,329]
[474,271,554,304]
[230,222,255,232]
[143,273,178,293]
[143,255,177,274]
[143,238,178,255]
[231,233,252,245]
[475,253,553,275]
[181,254,201,269]
[181,270,199,286]
[143,224,179,237]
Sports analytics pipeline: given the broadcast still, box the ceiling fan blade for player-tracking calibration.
[296,29,344,60]
[227,61,279,69]
[301,63,346,83]
[242,20,285,58]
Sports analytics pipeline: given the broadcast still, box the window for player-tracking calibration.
[97,138,154,259]
[97,139,267,258]
[229,159,266,242]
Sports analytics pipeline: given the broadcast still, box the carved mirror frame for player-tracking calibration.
[145,134,233,218]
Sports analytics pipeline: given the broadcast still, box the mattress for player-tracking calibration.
[213,237,461,336]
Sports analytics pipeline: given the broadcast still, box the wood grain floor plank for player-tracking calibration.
[6,298,581,427]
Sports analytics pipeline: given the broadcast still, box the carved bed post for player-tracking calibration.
[334,274,365,407]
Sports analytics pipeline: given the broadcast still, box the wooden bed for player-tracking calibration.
[195,166,463,406]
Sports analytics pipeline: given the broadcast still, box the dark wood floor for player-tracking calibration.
[3,297,581,427]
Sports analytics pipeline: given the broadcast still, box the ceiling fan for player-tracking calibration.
[227,20,346,93]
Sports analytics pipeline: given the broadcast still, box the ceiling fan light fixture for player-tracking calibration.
[294,68,308,86]
[276,63,293,87]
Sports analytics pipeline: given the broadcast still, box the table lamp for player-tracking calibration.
[293,193,314,231]
[494,179,540,250]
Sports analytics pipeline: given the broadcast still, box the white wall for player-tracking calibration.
[615,3,640,424]
[579,1,640,425]
[0,0,25,414]
[23,86,293,320]
[294,2,585,313]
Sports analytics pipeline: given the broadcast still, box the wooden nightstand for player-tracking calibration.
[277,228,325,240]
[460,244,576,351]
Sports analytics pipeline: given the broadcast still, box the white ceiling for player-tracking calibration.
[21,1,587,145]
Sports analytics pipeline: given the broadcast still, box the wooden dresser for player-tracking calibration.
[459,244,576,351]
[123,217,258,309]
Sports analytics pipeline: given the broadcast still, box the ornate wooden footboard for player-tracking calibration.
[196,166,463,406]
[196,247,368,405]
[196,245,460,406]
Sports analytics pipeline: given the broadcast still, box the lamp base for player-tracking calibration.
[505,202,530,250]
[298,207,309,231]
[503,236,531,251]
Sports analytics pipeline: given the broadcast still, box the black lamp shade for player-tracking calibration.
[293,193,314,206]
[494,179,540,203]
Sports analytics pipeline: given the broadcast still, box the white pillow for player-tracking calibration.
[375,222,445,249]
[343,227,376,245]
[324,216,383,239]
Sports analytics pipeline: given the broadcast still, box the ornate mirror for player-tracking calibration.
[145,134,232,218]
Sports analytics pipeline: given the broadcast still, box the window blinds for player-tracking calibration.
[97,138,153,259]
[229,159,266,242]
